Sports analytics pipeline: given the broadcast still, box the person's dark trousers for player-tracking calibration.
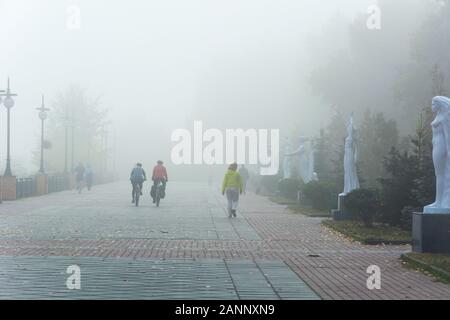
[76,178,84,193]
[86,177,93,190]
[131,179,144,200]
[131,181,137,200]
[152,178,166,200]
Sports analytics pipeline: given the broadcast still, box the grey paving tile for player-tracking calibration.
[0,256,319,300]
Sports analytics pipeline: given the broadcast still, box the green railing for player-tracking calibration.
[12,172,115,200]
[48,175,69,193]
[16,177,37,199]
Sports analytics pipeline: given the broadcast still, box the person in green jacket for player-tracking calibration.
[221,163,243,218]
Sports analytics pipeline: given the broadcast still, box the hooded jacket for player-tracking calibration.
[221,170,243,193]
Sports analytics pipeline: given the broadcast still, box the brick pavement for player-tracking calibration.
[0,181,449,299]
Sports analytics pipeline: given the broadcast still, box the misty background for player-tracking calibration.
[0,0,448,181]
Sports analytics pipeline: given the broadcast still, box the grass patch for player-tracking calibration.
[401,253,450,284]
[288,205,331,217]
[322,219,411,245]
[268,195,331,217]
[268,195,298,206]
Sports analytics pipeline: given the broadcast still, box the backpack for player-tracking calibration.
[151,184,166,199]
[150,185,156,198]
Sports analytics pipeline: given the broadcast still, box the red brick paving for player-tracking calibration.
[0,182,449,300]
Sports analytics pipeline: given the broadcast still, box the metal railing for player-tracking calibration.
[10,172,116,201]
[16,177,37,199]
[48,175,69,193]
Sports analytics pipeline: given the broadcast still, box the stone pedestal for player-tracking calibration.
[35,174,48,196]
[332,193,352,220]
[0,176,17,201]
[412,212,450,254]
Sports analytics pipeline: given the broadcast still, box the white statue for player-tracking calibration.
[308,141,319,182]
[342,114,359,195]
[286,136,317,183]
[424,96,450,214]
[283,137,293,179]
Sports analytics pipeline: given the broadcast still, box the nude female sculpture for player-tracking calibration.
[285,136,316,183]
[283,137,293,179]
[342,115,359,195]
[424,96,450,213]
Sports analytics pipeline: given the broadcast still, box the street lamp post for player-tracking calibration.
[64,105,69,174]
[71,119,75,172]
[36,95,50,174]
[1,78,18,177]
[0,88,5,204]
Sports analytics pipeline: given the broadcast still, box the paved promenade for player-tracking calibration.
[0,181,449,299]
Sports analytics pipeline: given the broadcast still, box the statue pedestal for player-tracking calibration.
[412,212,450,254]
[332,193,352,220]
[423,206,450,214]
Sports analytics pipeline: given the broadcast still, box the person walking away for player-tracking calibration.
[221,163,243,218]
[130,163,147,203]
[74,162,85,194]
[84,164,94,191]
[151,160,168,203]
[238,165,249,194]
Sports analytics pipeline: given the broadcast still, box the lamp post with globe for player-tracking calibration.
[1,78,18,177]
[0,88,4,203]
[36,95,50,174]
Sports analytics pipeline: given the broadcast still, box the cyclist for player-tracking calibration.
[151,160,168,203]
[74,162,85,194]
[84,164,94,191]
[130,163,147,204]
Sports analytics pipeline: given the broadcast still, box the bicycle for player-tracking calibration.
[132,182,141,207]
[152,180,166,207]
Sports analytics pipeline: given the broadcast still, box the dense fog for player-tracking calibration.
[0,0,448,181]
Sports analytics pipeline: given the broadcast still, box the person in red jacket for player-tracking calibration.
[151,160,168,203]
